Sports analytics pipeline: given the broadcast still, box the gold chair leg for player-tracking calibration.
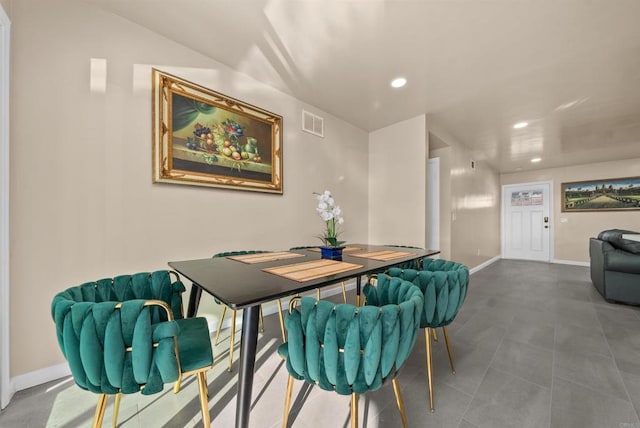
[92,394,108,428]
[442,326,456,374]
[173,377,181,394]
[425,328,434,412]
[228,309,237,372]
[111,393,121,428]
[282,375,294,428]
[214,305,228,346]
[277,298,286,342]
[316,288,320,300]
[433,328,439,342]
[341,282,347,303]
[391,378,408,428]
[351,393,359,428]
[355,294,360,307]
[197,371,211,428]
[259,306,264,333]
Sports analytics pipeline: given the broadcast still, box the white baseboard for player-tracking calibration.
[552,259,590,267]
[13,362,71,393]
[470,255,501,274]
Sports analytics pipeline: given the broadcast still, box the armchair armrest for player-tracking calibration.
[605,249,640,275]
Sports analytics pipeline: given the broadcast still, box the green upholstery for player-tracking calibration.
[386,258,469,412]
[51,270,214,427]
[388,258,469,329]
[279,274,423,395]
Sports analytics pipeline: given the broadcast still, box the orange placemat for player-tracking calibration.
[308,246,363,253]
[227,251,305,264]
[262,259,363,282]
[350,250,412,261]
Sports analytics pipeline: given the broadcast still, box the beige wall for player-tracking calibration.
[10,0,369,376]
[501,158,640,262]
[0,0,10,18]
[427,122,501,268]
[368,115,427,247]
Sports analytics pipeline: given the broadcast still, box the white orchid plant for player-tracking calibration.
[314,190,345,247]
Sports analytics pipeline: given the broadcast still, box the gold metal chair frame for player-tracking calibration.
[91,300,213,428]
[424,326,456,412]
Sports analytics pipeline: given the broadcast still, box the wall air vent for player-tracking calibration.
[302,110,324,138]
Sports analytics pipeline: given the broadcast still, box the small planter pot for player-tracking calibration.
[319,246,345,261]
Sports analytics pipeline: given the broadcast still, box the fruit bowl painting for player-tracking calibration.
[152,68,283,194]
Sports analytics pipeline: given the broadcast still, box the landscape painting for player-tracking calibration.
[152,69,283,194]
[562,176,640,212]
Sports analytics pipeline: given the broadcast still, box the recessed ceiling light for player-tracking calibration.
[390,77,407,88]
[513,122,528,129]
[531,157,542,163]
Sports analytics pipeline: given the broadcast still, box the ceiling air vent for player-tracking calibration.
[302,110,324,138]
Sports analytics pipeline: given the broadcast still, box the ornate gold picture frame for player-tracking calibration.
[152,69,283,193]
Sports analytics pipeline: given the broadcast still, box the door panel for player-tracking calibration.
[531,211,543,251]
[511,212,522,249]
[503,183,551,261]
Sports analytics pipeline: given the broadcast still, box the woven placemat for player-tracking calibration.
[262,259,363,282]
[227,251,305,264]
[350,250,412,261]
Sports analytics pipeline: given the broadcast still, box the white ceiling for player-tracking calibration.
[86,0,640,173]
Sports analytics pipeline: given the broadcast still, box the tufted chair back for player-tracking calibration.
[388,259,469,329]
[52,270,185,323]
[386,258,469,413]
[52,299,181,395]
[280,274,423,427]
[51,270,213,427]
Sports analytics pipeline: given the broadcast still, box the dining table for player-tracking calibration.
[169,244,439,428]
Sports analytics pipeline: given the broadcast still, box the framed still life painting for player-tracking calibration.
[152,69,283,193]
[561,176,640,212]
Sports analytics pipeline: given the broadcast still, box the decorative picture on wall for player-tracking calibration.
[152,69,283,193]
[561,176,640,212]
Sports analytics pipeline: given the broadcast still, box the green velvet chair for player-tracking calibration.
[280,274,424,428]
[290,245,348,303]
[212,251,286,372]
[387,258,469,412]
[51,270,214,428]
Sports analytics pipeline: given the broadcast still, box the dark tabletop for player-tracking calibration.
[169,244,439,309]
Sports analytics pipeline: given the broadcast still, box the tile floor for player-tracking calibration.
[1,259,640,427]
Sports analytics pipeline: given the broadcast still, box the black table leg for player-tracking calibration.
[235,304,260,428]
[186,283,203,318]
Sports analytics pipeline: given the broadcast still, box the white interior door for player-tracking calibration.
[502,182,551,261]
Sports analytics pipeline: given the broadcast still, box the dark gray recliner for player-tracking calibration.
[590,229,640,305]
